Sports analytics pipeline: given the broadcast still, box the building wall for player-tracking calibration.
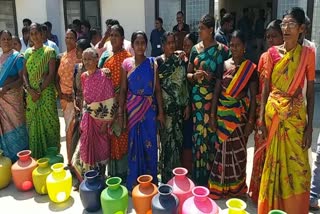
[15,0,65,51]
[100,0,146,40]
[15,0,48,37]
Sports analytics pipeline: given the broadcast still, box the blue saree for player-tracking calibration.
[0,51,28,161]
[124,57,158,191]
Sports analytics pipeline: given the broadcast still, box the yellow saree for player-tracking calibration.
[258,44,315,214]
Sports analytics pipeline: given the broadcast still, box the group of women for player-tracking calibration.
[0,6,315,213]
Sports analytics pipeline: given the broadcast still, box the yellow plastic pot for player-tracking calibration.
[32,158,52,194]
[226,198,247,214]
[0,150,12,189]
[46,163,72,203]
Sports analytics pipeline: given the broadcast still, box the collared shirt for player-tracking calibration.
[49,34,59,47]
[44,39,60,55]
[150,28,165,57]
[173,23,190,33]
[215,28,229,46]
[20,37,30,53]
[57,48,79,95]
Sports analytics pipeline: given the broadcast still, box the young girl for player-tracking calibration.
[118,31,165,191]
[80,48,117,177]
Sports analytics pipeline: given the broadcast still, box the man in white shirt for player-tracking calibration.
[20,26,30,53]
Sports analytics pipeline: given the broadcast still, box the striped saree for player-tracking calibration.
[209,58,257,199]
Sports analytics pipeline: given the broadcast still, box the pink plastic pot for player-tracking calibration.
[167,167,195,213]
[182,186,220,214]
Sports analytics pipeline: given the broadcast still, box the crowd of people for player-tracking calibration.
[0,6,318,213]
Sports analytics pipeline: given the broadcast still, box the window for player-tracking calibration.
[186,0,210,32]
[0,0,17,35]
[157,0,212,32]
[64,0,101,30]
[277,0,308,18]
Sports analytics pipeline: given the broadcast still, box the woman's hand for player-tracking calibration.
[157,113,165,129]
[28,88,41,102]
[244,122,254,137]
[183,105,190,120]
[302,126,313,150]
[193,70,208,81]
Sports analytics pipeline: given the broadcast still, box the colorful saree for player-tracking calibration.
[157,54,189,183]
[57,48,79,164]
[80,69,116,174]
[102,50,131,181]
[189,42,229,185]
[258,45,315,214]
[123,57,158,191]
[208,58,257,199]
[0,51,28,161]
[249,52,268,203]
[25,46,60,159]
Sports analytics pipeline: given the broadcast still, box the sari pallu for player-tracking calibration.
[157,54,189,183]
[208,59,256,199]
[125,57,158,191]
[0,52,28,161]
[103,50,131,181]
[80,69,116,174]
[258,45,315,214]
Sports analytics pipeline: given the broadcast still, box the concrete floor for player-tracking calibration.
[1,87,320,214]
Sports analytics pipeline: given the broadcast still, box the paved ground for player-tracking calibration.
[1,86,320,213]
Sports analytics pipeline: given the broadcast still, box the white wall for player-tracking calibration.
[15,0,48,37]
[15,0,65,51]
[46,0,65,51]
[100,0,146,40]
[144,0,156,55]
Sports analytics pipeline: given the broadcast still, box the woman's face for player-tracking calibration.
[65,30,77,50]
[12,38,21,52]
[183,37,194,57]
[110,28,123,52]
[76,45,84,60]
[163,35,176,56]
[198,22,213,41]
[82,52,98,71]
[30,26,43,46]
[281,15,304,44]
[266,28,283,48]
[230,37,245,59]
[0,32,13,53]
[132,34,147,56]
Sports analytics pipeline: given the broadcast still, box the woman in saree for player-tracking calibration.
[23,23,60,159]
[99,25,131,181]
[0,30,28,161]
[156,31,190,183]
[56,29,79,165]
[70,39,91,184]
[182,33,197,174]
[80,48,116,177]
[186,14,229,185]
[119,31,164,191]
[249,19,283,204]
[257,7,315,213]
[208,30,258,199]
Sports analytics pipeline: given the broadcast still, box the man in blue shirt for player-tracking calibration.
[215,13,234,46]
[150,17,165,57]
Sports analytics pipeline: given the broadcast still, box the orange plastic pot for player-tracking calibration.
[132,175,158,214]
